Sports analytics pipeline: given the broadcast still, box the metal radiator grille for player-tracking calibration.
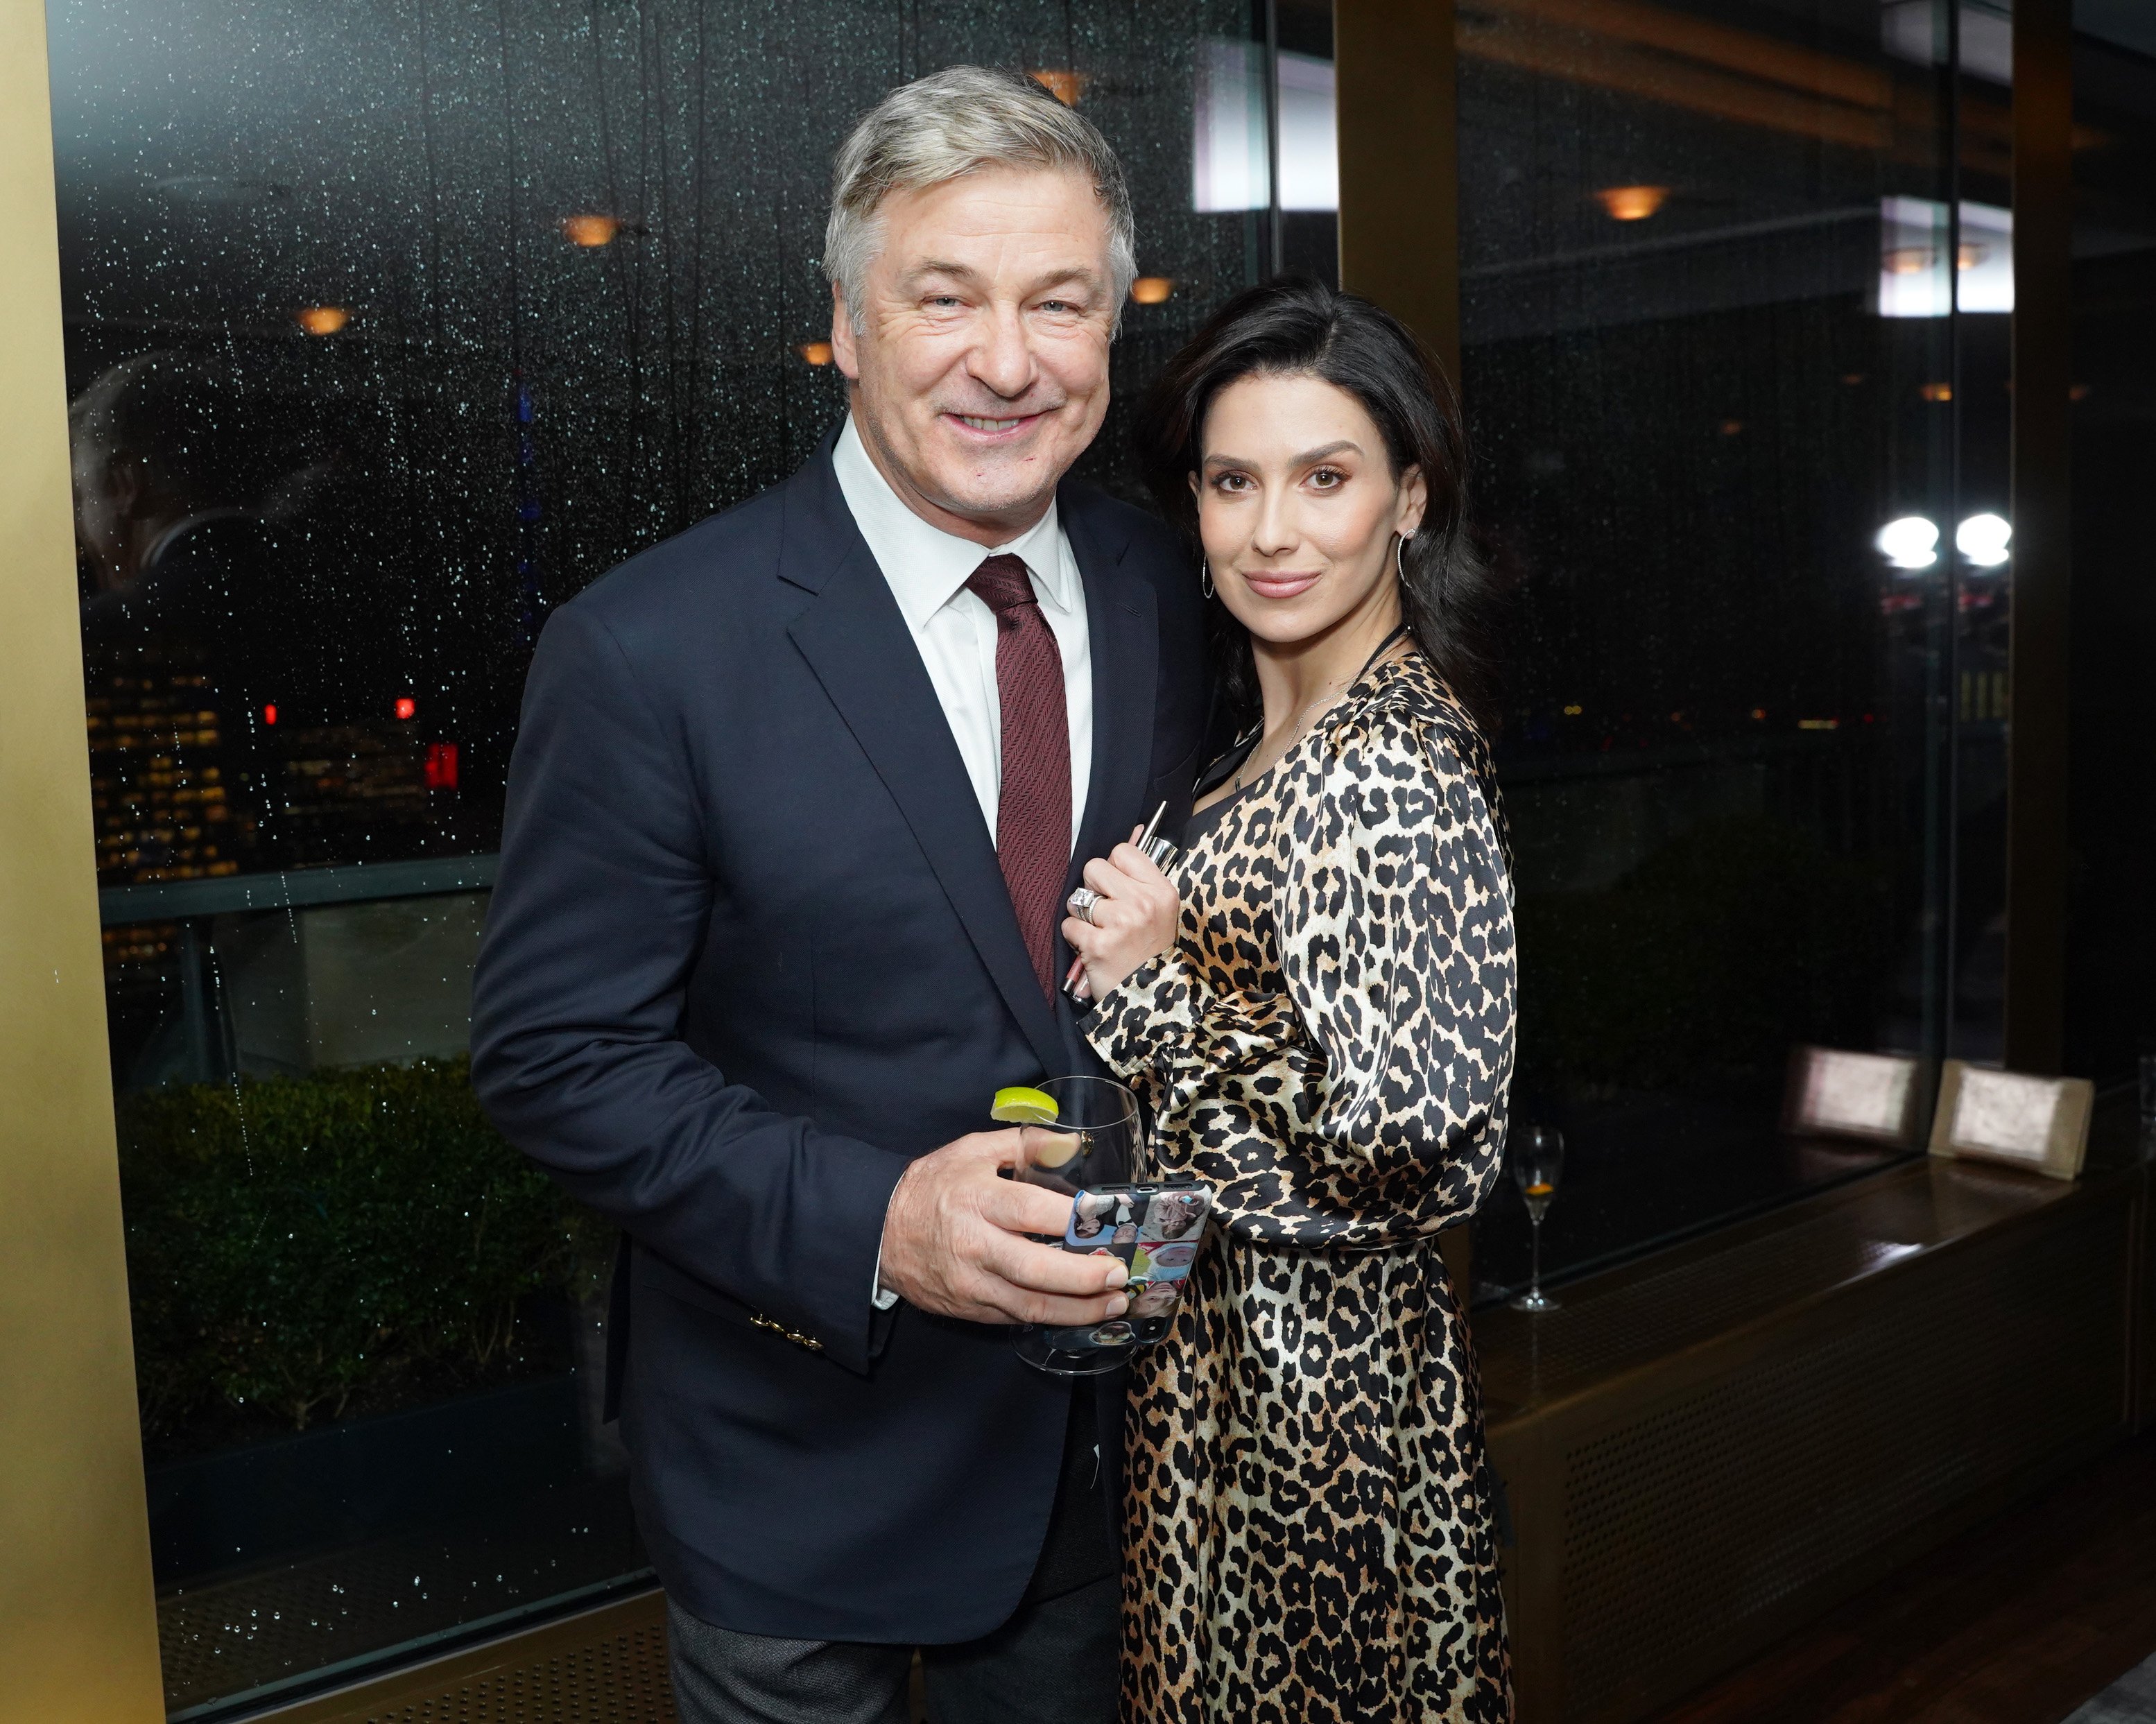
[1555,1203,2125,1721]
[262,1595,676,1724]
[347,1628,676,1724]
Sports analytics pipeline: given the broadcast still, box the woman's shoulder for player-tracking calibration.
[1316,648,1513,861]
[1327,648,1489,775]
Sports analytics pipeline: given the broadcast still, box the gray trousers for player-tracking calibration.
[666,1576,1119,1724]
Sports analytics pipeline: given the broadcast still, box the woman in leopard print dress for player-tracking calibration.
[1063,281,1515,1723]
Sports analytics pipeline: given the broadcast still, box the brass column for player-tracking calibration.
[1335,0,1463,386]
[0,0,166,1714]
[2003,0,2076,1076]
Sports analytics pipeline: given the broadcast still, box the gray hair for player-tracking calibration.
[824,65,1138,335]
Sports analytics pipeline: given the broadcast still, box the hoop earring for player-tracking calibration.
[1395,531,1413,587]
[1200,555,1215,600]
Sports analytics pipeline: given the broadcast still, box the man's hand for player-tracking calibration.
[877,1129,1130,1325]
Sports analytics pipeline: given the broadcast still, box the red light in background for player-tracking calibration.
[261,703,278,726]
[394,696,417,721]
[424,741,460,790]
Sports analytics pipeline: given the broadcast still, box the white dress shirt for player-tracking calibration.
[833,415,1094,1311]
[831,415,1093,846]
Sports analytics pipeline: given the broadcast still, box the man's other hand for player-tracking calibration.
[876,1129,1130,1325]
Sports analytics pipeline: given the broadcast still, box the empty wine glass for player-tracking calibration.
[1508,1126,1565,1313]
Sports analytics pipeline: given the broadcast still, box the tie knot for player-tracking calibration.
[966,553,1036,615]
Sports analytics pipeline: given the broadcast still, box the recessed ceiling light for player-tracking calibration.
[1877,515,1940,569]
[1956,512,2010,567]
[1596,184,1668,221]
[1029,69,1089,105]
[562,213,621,248]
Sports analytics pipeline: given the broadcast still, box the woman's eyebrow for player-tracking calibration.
[1202,439,1363,469]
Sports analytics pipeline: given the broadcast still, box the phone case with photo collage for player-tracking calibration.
[1041,1179,1214,1354]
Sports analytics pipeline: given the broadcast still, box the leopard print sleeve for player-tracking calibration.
[1085,670,1517,1244]
[1085,947,1300,1121]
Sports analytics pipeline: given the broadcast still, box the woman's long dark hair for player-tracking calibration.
[1135,277,1495,734]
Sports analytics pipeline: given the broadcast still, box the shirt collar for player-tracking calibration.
[834,414,1074,631]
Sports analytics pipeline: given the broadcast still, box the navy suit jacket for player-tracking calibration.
[469,431,1207,1642]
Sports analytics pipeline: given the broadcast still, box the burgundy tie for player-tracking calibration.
[967,553,1071,998]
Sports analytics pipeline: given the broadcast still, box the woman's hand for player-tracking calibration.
[1063,827,1180,1003]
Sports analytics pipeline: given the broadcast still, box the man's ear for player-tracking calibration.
[829,284,861,381]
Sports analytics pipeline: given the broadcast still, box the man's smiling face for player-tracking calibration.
[831,165,1117,546]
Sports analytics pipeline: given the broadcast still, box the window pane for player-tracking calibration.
[1456,0,2008,1296]
[53,3,1268,1712]
[2067,4,2156,1084]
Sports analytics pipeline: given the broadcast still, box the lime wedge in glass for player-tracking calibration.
[990,1086,1060,1126]
[991,1086,1079,1168]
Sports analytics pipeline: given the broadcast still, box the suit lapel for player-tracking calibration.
[779,450,1068,1077]
[1063,485,1159,902]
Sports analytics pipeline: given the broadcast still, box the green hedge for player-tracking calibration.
[117,1056,608,1440]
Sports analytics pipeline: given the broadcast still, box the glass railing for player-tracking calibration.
[100,862,648,1719]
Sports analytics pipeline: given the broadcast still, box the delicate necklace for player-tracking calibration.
[1233,626,1409,793]
[1234,681,1349,793]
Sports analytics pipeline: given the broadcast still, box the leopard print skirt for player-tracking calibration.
[1119,1235,1512,1723]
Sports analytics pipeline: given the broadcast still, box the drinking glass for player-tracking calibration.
[1011,1075,1142,1378]
[1508,1126,1565,1313]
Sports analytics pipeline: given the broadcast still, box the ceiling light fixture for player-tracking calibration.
[562,214,621,248]
[1956,512,2010,567]
[1029,69,1088,105]
[1596,184,1668,221]
[1877,515,1939,570]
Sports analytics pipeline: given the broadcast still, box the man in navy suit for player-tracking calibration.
[470,65,1206,1724]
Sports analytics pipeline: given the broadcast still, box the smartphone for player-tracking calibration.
[1038,1174,1214,1355]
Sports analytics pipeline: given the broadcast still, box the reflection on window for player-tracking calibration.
[1455,0,2010,1299]
[1878,198,2015,317]
[53,1,1279,1713]
[1191,40,1336,214]
[2066,3,2156,1080]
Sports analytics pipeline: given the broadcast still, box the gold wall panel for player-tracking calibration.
[0,0,165,1716]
